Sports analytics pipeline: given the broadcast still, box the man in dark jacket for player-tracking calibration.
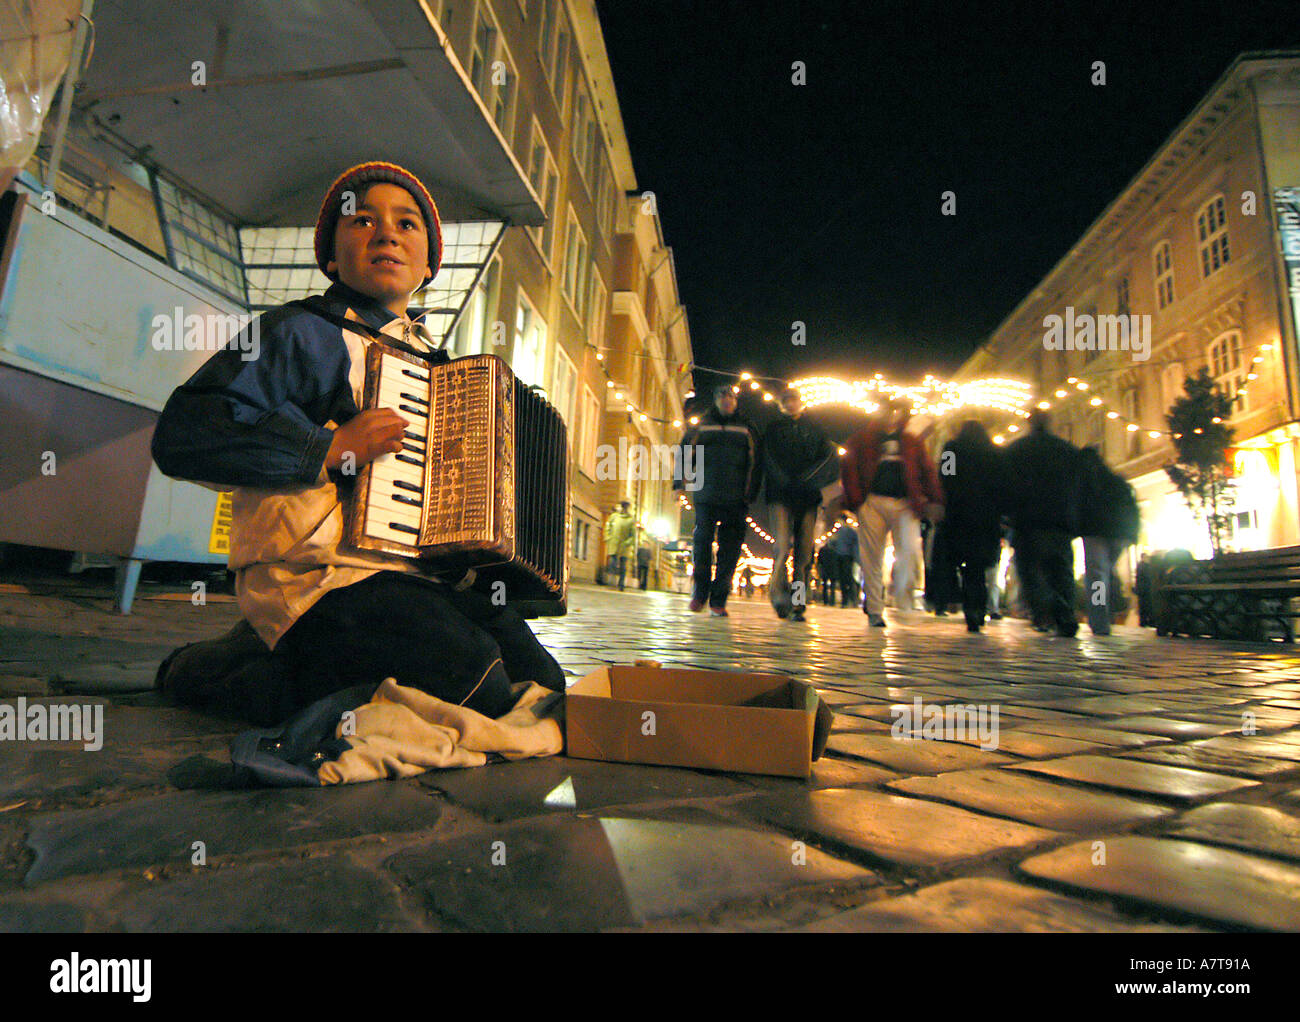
[935,420,1010,632]
[1003,410,1086,636]
[816,543,838,605]
[1079,445,1141,635]
[674,385,761,616]
[828,513,861,606]
[762,386,838,620]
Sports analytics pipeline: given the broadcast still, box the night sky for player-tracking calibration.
[596,0,1299,418]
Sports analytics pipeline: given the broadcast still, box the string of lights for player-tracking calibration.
[588,336,1278,469]
[984,340,1276,445]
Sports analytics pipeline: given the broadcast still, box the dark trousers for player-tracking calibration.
[273,572,564,721]
[606,554,628,590]
[951,553,987,624]
[771,502,818,611]
[1013,528,1076,630]
[692,502,746,607]
[836,558,859,607]
[818,557,837,605]
[637,562,649,589]
[927,522,960,611]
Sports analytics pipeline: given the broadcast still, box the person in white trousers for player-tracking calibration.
[840,399,944,626]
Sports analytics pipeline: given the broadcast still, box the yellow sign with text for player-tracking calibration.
[208,492,233,556]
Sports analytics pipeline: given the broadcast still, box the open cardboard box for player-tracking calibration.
[565,664,834,778]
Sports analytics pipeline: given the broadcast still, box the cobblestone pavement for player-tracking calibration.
[2,578,1299,932]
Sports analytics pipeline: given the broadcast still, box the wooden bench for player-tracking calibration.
[1158,544,1300,642]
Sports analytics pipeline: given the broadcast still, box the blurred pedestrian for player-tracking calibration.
[828,513,860,607]
[1079,445,1141,635]
[636,542,652,590]
[1003,410,1086,636]
[603,500,636,592]
[841,398,944,626]
[935,420,1009,632]
[816,542,838,605]
[674,384,761,617]
[986,533,1010,619]
[762,386,838,621]
[1135,552,1154,627]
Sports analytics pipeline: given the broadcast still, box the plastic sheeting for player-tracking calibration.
[0,1,83,192]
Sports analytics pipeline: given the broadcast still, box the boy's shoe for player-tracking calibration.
[868,614,886,627]
[688,598,705,613]
[710,605,729,617]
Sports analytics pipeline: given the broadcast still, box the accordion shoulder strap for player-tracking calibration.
[289,296,449,364]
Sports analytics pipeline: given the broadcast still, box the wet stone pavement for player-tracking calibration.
[1,579,1300,932]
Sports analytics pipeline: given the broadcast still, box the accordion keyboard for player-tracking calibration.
[363,351,432,550]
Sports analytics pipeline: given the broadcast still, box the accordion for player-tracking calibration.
[342,343,569,616]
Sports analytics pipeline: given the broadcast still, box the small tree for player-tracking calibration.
[1164,368,1236,556]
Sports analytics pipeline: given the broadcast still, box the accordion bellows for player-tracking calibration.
[343,345,569,615]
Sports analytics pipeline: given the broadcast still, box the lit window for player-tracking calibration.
[1196,194,1230,278]
[1208,330,1247,415]
[1154,241,1175,310]
[512,288,546,389]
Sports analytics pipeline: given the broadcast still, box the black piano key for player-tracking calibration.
[392,494,421,508]
[399,404,427,418]
[402,430,424,442]
[389,522,421,536]
[399,392,429,406]
[393,479,421,494]
[402,368,430,383]
[401,442,424,454]
[396,453,423,467]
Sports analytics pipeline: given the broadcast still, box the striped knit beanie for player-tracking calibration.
[314,161,443,282]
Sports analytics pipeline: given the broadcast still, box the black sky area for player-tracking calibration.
[594,0,1299,414]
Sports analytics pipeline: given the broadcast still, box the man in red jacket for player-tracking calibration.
[841,398,944,626]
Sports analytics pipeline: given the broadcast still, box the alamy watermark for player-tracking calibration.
[151,307,260,361]
[1043,307,1150,362]
[594,437,702,490]
[890,696,1000,751]
[0,698,103,751]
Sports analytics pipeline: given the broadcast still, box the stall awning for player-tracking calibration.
[77,0,543,227]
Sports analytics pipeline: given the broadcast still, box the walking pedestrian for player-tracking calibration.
[841,398,944,626]
[816,542,838,605]
[935,420,1009,632]
[1003,410,1086,637]
[636,542,652,590]
[762,386,839,621]
[603,500,637,592]
[1079,445,1141,635]
[828,513,860,607]
[986,533,1010,619]
[1135,552,1154,627]
[674,384,761,617]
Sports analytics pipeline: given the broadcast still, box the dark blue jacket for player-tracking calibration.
[761,414,837,508]
[673,406,761,506]
[151,282,416,489]
[1003,427,1086,537]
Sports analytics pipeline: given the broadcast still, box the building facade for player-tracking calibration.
[955,53,1300,568]
[430,0,693,584]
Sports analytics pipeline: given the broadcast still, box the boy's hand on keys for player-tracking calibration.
[326,409,410,469]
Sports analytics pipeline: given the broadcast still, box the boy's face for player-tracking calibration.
[328,183,431,316]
